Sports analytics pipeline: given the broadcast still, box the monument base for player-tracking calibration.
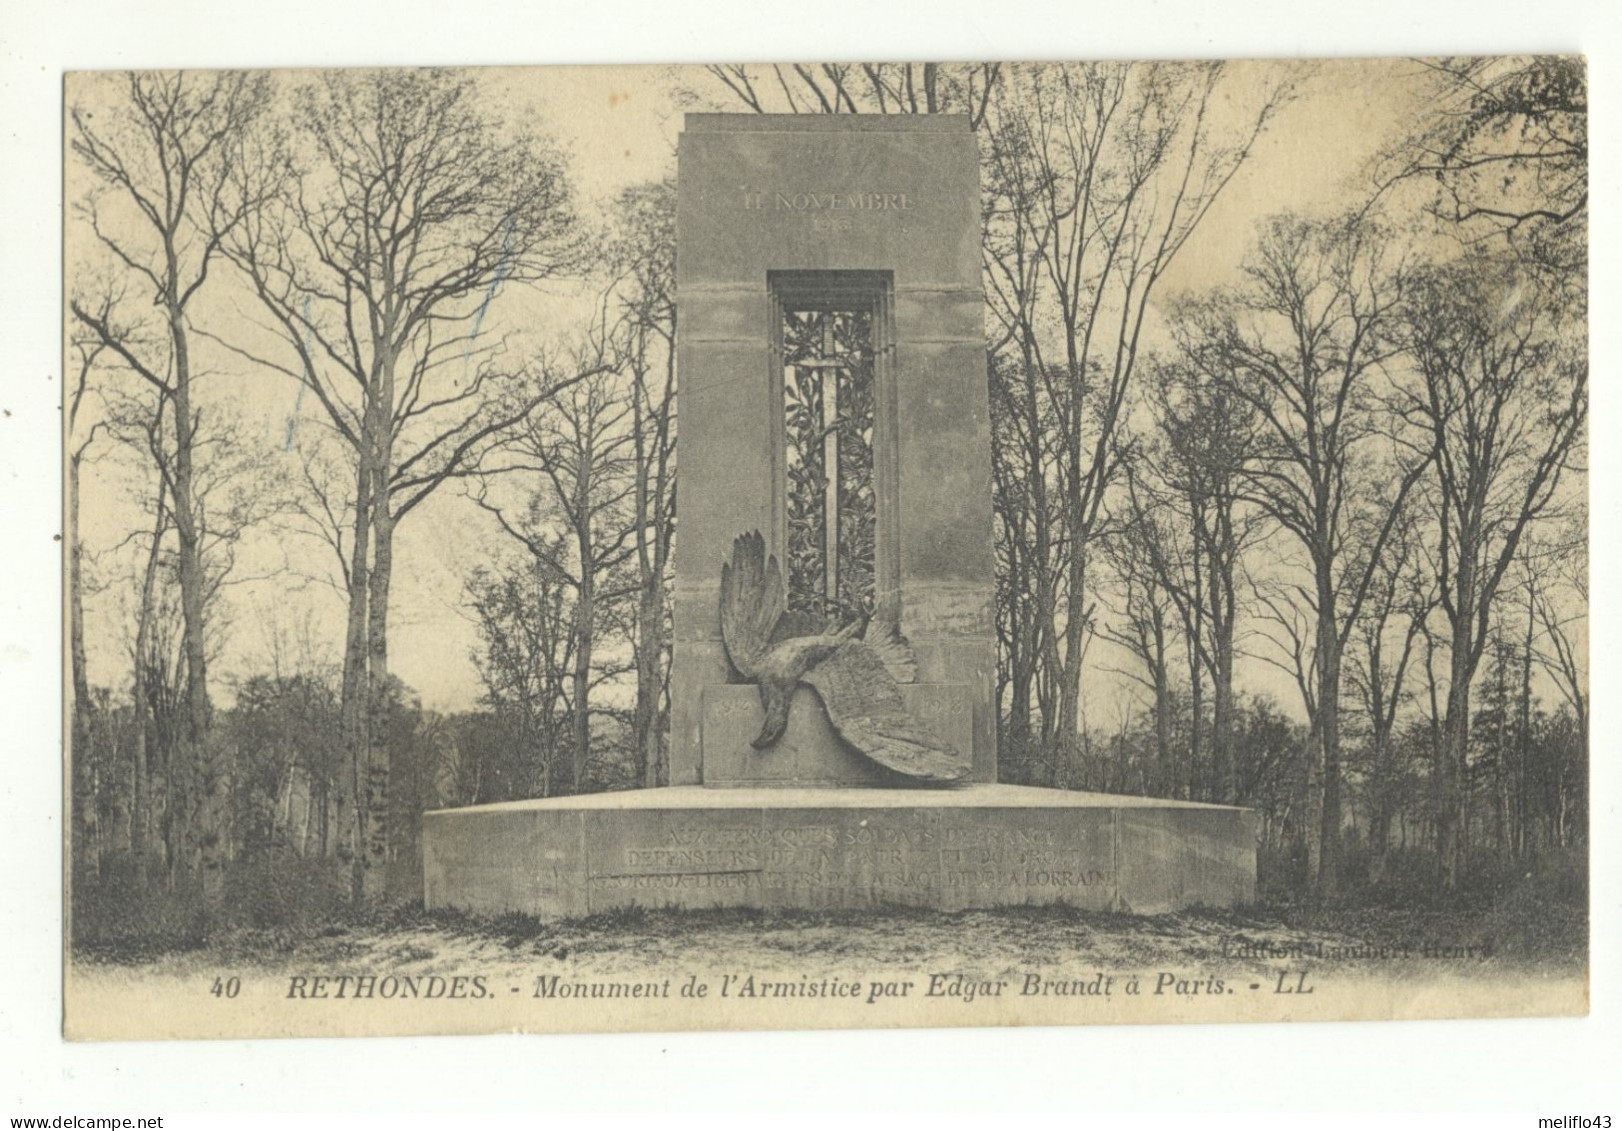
[422,785,1256,918]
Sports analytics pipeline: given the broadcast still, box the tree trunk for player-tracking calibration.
[633,588,664,788]
[571,564,594,794]
[301,776,315,857]
[68,452,95,824]
[629,330,675,791]
[540,721,553,799]
[1211,571,1236,804]
[1055,546,1087,789]
[1316,589,1343,900]
[131,484,168,893]
[1368,736,1393,887]
[341,460,373,902]
[1301,715,1323,889]
[1187,646,1203,803]
[1494,644,1511,861]
[363,504,395,901]
[1153,658,1172,798]
[1438,668,1471,891]
[68,452,101,883]
[1007,606,1035,748]
[1208,496,1240,805]
[166,294,219,912]
[1517,593,1534,860]
[1438,558,1480,891]
[1014,341,1050,764]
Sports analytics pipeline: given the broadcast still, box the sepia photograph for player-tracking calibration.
[54,53,1593,1044]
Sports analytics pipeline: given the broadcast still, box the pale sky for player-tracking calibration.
[70,60,1450,719]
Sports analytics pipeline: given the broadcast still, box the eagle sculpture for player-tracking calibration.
[719,531,967,784]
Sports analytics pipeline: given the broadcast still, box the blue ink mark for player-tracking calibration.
[464,219,516,373]
[284,294,311,451]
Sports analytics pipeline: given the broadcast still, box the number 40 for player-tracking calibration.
[210,976,241,998]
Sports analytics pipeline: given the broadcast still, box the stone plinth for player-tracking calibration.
[700,684,973,788]
[423,786,1257,919]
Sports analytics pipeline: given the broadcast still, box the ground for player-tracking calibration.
[65,901,1588,1038]
[75,899,1587,982]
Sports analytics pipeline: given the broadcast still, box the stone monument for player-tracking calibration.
[423,114,1256,917]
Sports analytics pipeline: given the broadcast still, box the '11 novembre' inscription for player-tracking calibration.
[738,190,916,212]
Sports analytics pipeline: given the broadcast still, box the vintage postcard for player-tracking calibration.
[63,56,1588,1040]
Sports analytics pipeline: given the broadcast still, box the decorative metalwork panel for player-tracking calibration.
[783,307,876,624]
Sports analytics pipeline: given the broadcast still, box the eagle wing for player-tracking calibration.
[719,531,783,679]
[802,641,967,783]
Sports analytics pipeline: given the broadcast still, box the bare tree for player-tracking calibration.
[1396,248,1586,888]
[68,70,272,909]
[474,360,640,794]
[1187,213,1431,896]
[608,180,679,789]
[1118,355,1263,802]
[1528,509,1587,746]
[988,329,1062,762]
[1099,517,1181,796]
[87,359,286,891]
[980,62,1287,784]
[1525,518,1588,853]
[222,68,583,899]
[67,321,109,824]
[1344,503,1432,884]
[89,377,177,890]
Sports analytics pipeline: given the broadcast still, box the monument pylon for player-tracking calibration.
[424,114,1256,917]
